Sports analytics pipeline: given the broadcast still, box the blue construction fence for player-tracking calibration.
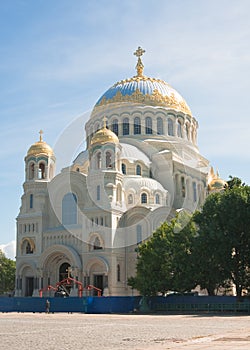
[0,295,249,313]
[149,295,250,313]
[0,296,141,314]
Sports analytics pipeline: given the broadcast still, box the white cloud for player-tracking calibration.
[0,241,16,260]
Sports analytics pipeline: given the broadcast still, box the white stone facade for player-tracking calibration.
[15,50,210,297]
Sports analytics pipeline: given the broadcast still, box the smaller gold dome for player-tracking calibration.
[208,167,227,192]
[90,119,119,147]
[27,130,54,157]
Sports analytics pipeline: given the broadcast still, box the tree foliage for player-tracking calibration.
[129,177,250,297]
[194,179,250,296]
[0,250,16,295]
[128,212,197,296]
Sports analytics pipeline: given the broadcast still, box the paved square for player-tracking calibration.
[0,313,249,349]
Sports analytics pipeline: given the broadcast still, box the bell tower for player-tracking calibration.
[15,131,56,296]
[25,130,55,182]
[87,118,125,229]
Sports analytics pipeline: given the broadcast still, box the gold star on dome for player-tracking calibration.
[133,46,145,77]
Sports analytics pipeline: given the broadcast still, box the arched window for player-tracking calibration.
[177,120,182,137]
[193,182,197,202]
[96,152,101,169]
[134,117,141,135]
[26,241,33,254]
[97,185,101,200]
[155,193,160,204]
[157,117,163,135]
[141,192,147,204]
[145,117,152,134]
[136,224,142,244]
[117,264,121,282]
[29,163,35,179]
[93,236,102,250]
[181,176,186,197]
[106,151,112,168]
[112,119,119,135]
[62,193,77,225]
[186,124,190,140]
[29,194,33,209]
[136,164,141,175]
[38,162,45,179]
[123,118,129,135]
[121,163,126,174]
[128,193,133,204]
[168,118,174,136]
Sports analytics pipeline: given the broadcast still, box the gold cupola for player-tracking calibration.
[90,118,119,147]
[208,167,228,192]
[27,130,54,157]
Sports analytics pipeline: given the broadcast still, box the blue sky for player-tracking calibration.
[1,0,250,259]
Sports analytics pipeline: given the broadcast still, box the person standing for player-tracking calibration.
[45,299,50,314]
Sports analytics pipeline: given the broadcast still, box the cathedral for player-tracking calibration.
[15,48,226,297]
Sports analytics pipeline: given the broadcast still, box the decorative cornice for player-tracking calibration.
[96,87,191,115]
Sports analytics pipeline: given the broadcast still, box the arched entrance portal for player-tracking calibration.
[85,258,109,296]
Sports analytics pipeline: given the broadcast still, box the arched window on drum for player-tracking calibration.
[145,117,152,134]
[136,164,141,176]
[123,118,130,135]
[157,117,163,135]
[134,117,141,135]
[168,118,174,136]
[155,193,160,204]
[112,119,119,135]
[141,192,147,204]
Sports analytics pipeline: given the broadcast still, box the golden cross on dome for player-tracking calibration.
[39,129,44,142]
[133,46,145,77]
[134,46,145,58]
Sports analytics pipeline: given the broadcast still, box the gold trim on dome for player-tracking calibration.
[96,87,191,115]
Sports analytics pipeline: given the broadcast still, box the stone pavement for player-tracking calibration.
[0,313,249,349]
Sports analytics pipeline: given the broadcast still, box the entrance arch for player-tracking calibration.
[85,257,109,295]
[38,244,82,291]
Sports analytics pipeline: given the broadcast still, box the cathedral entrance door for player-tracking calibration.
[25,277,34,296]
[59,262,71,281]
[93,274,103,295]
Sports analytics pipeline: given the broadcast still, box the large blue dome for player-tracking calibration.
[94,75,191,115]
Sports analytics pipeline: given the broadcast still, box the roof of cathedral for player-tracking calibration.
[123,176,166,193]
[120,143,151,166]
[93,47,191,115]
[27,130,54,157]
[90,118,119,146]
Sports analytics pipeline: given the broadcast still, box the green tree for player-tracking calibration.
[194,178,250,296]
[0,250,16,295]
[193,193,231,295]
[128,213,197,296]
